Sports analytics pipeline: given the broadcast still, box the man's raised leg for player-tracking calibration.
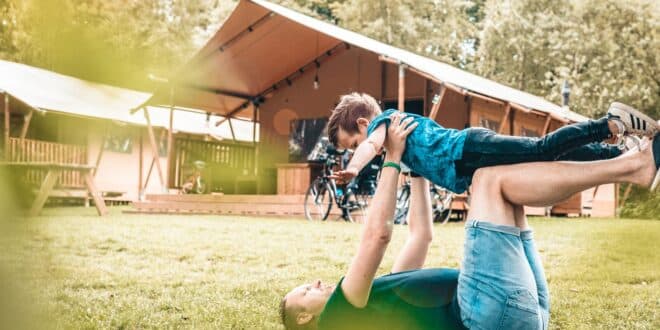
[515,205,550,330]
[471,137,657,215]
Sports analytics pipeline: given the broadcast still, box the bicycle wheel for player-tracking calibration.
[304,179,333,221]
[432,186,454,225]
[394,185,411,225]
[343,191,366,223]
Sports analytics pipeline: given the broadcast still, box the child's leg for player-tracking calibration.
[457,117,616,175]
[555,142,621,161]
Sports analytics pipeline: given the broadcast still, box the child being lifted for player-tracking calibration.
[328,92,660,193]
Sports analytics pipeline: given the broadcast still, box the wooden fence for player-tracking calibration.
[7,137,87,188]
[172,138,255,192]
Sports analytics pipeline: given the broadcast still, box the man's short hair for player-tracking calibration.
[327,93,382,147]
[279,296,316,330]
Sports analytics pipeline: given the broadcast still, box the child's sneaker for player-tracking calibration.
[608,102,658,137]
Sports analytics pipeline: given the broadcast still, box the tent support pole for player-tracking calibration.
[398,63,406,112]
[253,106,260,193]
[542,115,552,135]
[138,130,143,199]
[92,125,107,177]
[380,61,386,101]
[4,92,9,160]
[428,85,447,121]
[20,109,33,141]
[498,104,512,134]
[143,157,155,192]
[167,88,174,188]
[466,95,473,128]
[423,79,429,116]
[227,118,236,141]
[142,106,166,191]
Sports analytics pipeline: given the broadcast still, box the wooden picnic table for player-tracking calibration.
[0,162,108,216]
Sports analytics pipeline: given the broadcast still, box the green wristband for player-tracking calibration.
[382,161,401,173]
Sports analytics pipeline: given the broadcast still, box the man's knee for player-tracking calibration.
[471,167,502,194]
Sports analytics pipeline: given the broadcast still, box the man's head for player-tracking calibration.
[279,280,336,330]
[327,93,382,150]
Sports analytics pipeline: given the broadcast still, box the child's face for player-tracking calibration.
[336,117,370,150]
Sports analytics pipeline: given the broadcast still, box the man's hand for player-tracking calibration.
[329,168,359,183]
[383,113,417,158]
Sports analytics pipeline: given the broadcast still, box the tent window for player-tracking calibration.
[479,116,500,132]
[104,127,133,153]
[521,127,540,137]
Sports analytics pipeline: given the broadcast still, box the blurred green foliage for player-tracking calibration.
[620,186,660,219]
[0,0,237,91]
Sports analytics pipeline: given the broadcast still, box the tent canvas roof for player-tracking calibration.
[149,0,588,122]
[0,59,257,142]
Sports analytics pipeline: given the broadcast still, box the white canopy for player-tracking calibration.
[0,59,257,142]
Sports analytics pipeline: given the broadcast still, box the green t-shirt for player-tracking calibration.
[317,268,465,330]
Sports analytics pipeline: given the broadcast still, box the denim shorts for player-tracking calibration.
[457,220,549,330]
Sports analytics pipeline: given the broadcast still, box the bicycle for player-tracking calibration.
[182,160,207,194]
[304,145,367,222]
[394,173,454,225]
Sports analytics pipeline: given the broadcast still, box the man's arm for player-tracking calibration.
[341,114,416,308]
[330,125,386,182]
[391,177,434,273]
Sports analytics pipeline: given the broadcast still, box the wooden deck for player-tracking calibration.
[126,194,323,217]
[126,194,367,219]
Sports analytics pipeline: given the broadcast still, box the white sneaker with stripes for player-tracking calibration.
[608,102,658,137]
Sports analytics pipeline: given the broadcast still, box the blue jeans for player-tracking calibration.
[456,117,622,178]
[457,220,550,330]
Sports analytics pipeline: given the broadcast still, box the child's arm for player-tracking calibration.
[330,125,386,182]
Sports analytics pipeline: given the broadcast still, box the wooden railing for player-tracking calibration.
[7,137,87,188]
[172,138,256,192]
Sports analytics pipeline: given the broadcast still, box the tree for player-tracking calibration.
[2,0,238,91]
[0,0,19,60]
[475,0,659,118]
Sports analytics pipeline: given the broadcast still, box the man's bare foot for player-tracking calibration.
[635,138,658,189]
[619,138,656,188]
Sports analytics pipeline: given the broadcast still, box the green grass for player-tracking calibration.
[2,207,659,329]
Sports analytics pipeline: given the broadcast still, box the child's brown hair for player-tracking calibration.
[327,93,382,147]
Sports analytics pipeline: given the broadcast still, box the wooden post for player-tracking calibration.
[619,183,633,209]
[398,63,406,112]
[542,115,552,135]
[423,79,429,116]
[253,106,259,182]
[143,157,156,192]
[252,106,258,145]
[498,104,511,134]
[92,133,106,177]
[466,95,473,128]
[4,92,9,160]
[20,109,33,141]
[29,169,62,217]
[138,130,143,199]
[83,170,108,216]
[142,107,166,191]
[380,62,386,101]
[167,88,174,188]
[227,117,236,141]
[428,85,447,121]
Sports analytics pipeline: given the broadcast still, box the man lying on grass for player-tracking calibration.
[280,112,660,330]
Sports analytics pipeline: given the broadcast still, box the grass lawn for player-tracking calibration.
[2,207,658,329]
